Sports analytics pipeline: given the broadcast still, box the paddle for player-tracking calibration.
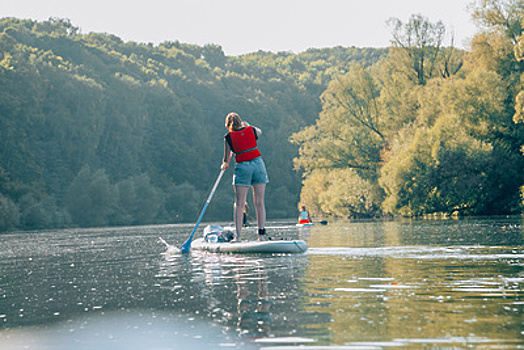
[179,168,226,253]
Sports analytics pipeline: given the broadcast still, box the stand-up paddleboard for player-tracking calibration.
[192,237,308,254]
[296,222,314,227]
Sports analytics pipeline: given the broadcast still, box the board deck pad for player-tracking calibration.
[192,237,308,254]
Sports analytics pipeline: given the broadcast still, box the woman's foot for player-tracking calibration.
[257,235,272,241]
[257,228,271,241]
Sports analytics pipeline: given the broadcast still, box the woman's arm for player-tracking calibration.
[221,139,232,170]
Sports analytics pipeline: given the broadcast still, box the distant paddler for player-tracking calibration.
[298,205,312,225]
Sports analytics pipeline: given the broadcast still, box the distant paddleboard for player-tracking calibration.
[192,237,308,254]
[296,222,314,227]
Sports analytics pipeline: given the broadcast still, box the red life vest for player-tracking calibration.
[229,126,261,162]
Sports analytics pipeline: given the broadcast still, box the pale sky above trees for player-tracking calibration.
[3,0,476,55]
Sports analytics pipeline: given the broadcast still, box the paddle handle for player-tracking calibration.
[179,168,225,252]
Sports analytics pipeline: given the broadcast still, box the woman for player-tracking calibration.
[221,112,269,241]
[298,205,311,224]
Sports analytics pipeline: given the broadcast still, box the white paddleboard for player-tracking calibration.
[296,222,314,227]
[192,237,308,254]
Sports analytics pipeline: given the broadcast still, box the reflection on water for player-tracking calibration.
[158,248,310,345]
[0,217,522,349]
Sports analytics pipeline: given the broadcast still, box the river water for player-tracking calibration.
[0,217,522,349]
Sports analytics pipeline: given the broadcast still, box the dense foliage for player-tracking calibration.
[2,0,523,231]
[292,1,524,218]
[0,17,387,231]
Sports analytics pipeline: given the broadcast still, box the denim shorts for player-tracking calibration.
[233,157,269,186]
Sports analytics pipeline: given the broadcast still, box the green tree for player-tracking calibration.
[291,65,386,217]
[0,193,20,232]
[380,115,495,216]
[380,66,523,215]
[301,168,382,218]
[470,0,524,208]
[202,44,226,68]
[291,16,462,218]
[292,65,384,177]
[65,166,118,227]
[387,14,447,86]
[115,174,163,225]
[378,15,462,132]
[18,193,52,229]
[512,9,524,206]
[163,182,202,223]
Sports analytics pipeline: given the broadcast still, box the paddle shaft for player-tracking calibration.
[179,168,225,252]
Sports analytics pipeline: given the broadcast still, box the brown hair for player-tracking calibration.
[225,112,242,132]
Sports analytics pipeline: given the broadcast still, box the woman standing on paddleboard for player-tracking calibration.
[298,205,311,224]
[221,112,269,242]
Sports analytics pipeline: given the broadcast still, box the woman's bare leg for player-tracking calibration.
[252,183,266,233]
[234,185,249,240]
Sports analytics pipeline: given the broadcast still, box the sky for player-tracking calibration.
[2,0,478,56]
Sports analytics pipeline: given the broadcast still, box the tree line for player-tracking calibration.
[1,0,522,232]
[292,0,524,218]
[0,16,387,231]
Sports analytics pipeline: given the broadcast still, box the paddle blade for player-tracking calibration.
[179,240,191,253]
[177,168,226,253]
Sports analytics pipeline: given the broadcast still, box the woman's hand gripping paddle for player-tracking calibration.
[179,168,226,253]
